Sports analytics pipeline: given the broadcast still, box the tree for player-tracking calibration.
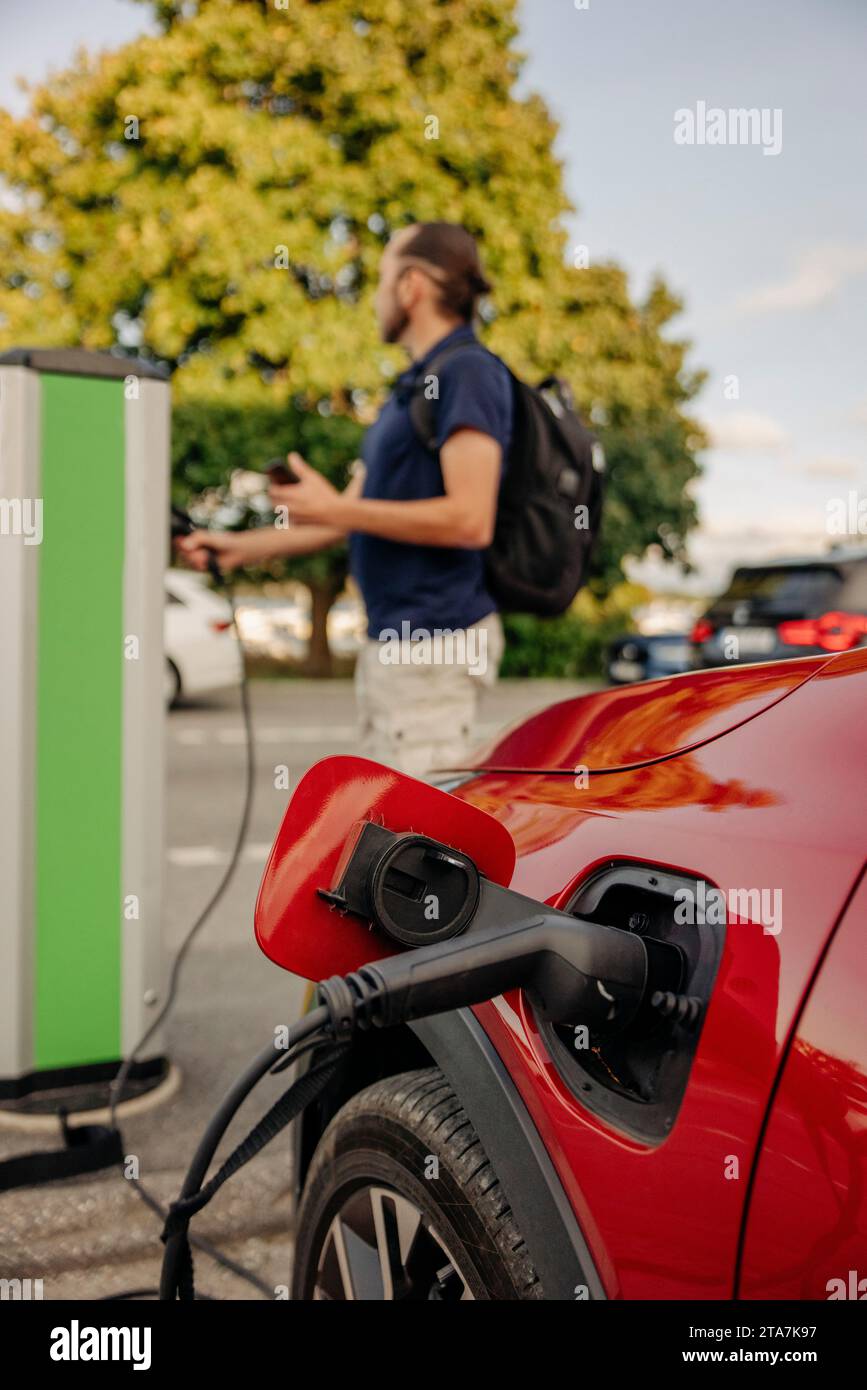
[0,0,705,671]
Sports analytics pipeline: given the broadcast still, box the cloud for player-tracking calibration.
[804,455,865,481]
[703,411,789,452]
[735,242,867,315]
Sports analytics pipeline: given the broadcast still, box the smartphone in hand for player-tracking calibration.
[263,457,299,485]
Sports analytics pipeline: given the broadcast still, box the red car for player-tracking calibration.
[259,647,867,1302]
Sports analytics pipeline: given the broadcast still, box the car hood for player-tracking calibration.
[459,655,833,774]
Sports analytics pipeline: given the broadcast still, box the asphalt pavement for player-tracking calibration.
[0,674,594,1300]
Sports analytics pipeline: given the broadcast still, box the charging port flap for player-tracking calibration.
[254,757,516,980]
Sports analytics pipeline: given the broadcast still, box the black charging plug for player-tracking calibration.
[319,822,481,947]
[170,504,224,585]
[317,823,672,1036]
[319,909,649,1035]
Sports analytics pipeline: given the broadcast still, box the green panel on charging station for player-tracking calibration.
[34,374,126,1069]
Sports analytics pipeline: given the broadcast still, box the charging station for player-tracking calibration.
[0,348,171,1112]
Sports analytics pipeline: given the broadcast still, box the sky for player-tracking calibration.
[2,0,865,594]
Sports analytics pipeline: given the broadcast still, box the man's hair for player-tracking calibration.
[398,222,492,322]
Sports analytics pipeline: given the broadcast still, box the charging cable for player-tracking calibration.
[158,849,664,1300]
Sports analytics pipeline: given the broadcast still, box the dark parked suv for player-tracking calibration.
[690,548,867,668]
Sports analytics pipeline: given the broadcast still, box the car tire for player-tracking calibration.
[164,658,181,709]
[291,1067,543,1301]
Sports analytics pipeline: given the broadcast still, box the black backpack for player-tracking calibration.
[409,339,605,616]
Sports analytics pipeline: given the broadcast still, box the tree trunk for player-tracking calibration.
[304,577,341,677]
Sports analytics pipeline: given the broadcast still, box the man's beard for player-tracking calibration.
[381,301,409,344]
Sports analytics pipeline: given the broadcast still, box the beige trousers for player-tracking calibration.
[354,612,504,777]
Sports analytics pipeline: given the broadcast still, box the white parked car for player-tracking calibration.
[164,569,243,707]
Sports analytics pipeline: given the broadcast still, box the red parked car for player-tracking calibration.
[257,647,867,1301]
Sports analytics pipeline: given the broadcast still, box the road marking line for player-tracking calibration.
[168,846,224,867]
[173,723,498,745]
[215,725,357,745]
[168,843,272,867]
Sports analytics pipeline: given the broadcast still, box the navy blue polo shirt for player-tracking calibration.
[350,325,513,639]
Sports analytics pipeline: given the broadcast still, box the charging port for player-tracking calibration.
[540,863,724,1143]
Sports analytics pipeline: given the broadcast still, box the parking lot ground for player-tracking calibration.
[0,675,596,1300]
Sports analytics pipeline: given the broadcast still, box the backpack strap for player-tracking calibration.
[407,337,486,454]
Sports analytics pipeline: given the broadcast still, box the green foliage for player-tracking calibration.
[500,612,604,680]
[171,400,362,586]
[501,583,649,679]
[0,0,705,603]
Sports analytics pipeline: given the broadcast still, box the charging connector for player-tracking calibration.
[318,822,660,1033]
[319,911,648,1034]
[160,832,662,1300]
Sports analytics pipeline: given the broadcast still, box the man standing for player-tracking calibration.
[180,222,512,775]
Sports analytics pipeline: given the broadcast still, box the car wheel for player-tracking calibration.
[164,658,181,709]
[291,1067,542,1301]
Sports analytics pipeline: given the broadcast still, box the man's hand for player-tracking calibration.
[269,452,345,527]
[175,530,265,574]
